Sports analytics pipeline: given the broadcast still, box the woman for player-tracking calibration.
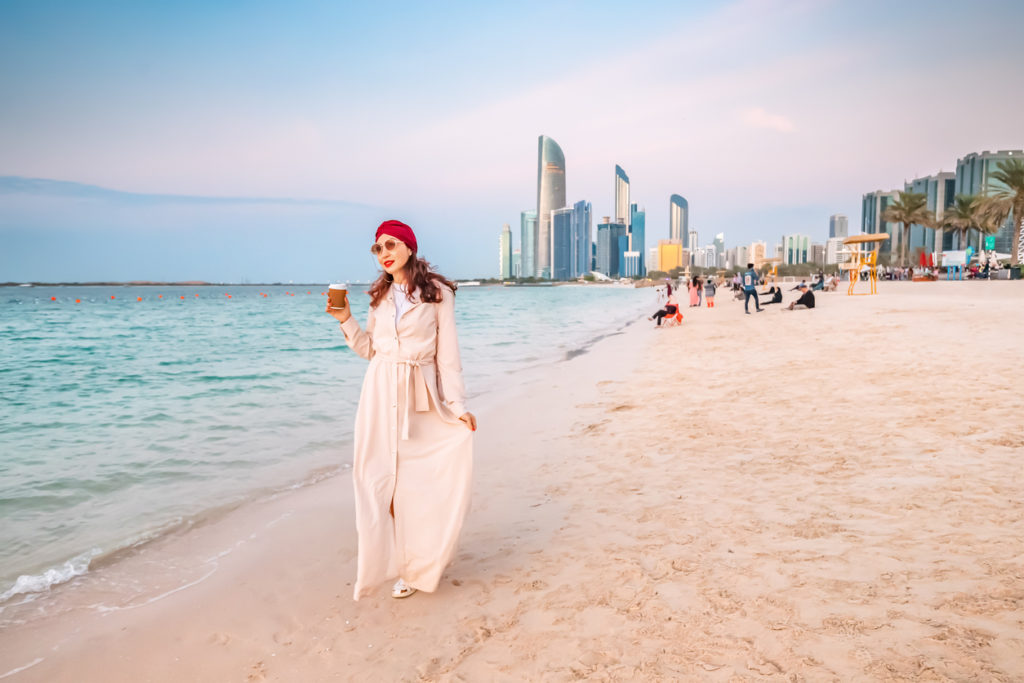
[650,286,679,327]
[326,220,476,600]
[688,277,701,307]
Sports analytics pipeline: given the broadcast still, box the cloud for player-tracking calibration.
[740,107,796,133]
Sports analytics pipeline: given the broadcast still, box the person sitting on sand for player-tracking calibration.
[784,283,815,310]
[650,289,680,326]
[790,279,807,291]
[760,286,783,305]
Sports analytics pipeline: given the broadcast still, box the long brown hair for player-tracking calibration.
[367,253,458,308]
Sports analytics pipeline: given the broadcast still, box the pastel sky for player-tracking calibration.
[1,0,1022,281]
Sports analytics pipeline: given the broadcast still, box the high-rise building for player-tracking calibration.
[955,149,1022,256]
[596,218,627,277]
[828,214,849,239]
[825,237,847,265]
[749,241,767,266]
[669,195,689,245]
[499,223,512,279]
[657,239,684,272]
[615,165,630,229]
[551,208,574,280]
[648,246,659,272]
[781,234,811,264]
[630,203,646,275]
[571,200,592,279]
[536,135,566,278]
[811,243,825,265]
[512,249,522,278]
[713,233,725,257]
[861,190,900,256]
[905,172,955,253]
[736,245,749,267]
[622,251,641,278]
[520,209,537,278]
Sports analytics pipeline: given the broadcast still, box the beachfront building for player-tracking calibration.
[536,135,566,279]
[551,208,574,280]
[669,194,689,245]
[512,249,521,278]
[861,189,900,257]
[657,239,684,272]
[630,203,646,275]
[499,224,512,279]
[571,200,592,280]
[955,149,1022,256]
[615,165,630,230]
[905,172,955,254]
[829,214,849,239]
[622,252,641,278]
[782,234,810,265]
[520,210,537,279]
[648,247,659,272]
[596,218,627,277]
[688,231,698,256]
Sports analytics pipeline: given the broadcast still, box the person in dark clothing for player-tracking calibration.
[760,286,784,305]
[785,284,816,310]
[742,263,764,314]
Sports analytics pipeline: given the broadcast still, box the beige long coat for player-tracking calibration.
[340,284,473,600]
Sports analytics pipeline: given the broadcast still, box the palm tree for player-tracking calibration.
[882,191,933,267]
[983,158,1024,265]
[940,194,982,250]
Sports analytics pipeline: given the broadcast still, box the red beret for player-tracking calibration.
[375,220,417,253]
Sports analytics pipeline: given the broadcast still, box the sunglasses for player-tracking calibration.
[370,238,404,255]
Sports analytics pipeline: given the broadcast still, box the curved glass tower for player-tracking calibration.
[669,194,689,246]
[536,135,566,279]
[615,165,630,228]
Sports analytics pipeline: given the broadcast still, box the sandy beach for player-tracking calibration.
[2,281,1023,681]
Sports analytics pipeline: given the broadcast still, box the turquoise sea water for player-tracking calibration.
[0,283,648,617]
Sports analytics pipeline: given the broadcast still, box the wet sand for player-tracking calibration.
[2,280,1023,681]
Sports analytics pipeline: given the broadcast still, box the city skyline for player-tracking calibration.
[2,1,1023,281]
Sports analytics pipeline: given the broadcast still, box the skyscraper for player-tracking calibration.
[499,223,512,279]
[520,209,537,278]
[688,231,698,260]
[536,135,566,279]
[551,208,574,280]
[630,203,646,275]
[669,194,689,245]
[657,239,683,272]
[615,165,630,229]
[828,214,849,239]
[596,217,627,277]
[571,200,592,278]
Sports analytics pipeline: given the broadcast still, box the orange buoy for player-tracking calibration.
[51,296,56,301]
[227,294,232,298]
[75,299,81,303]
[158,295,163,299]
[195,293,199,297]
[137,296,142,301]
[180,295,185,299]
[307,291,311,294]
[111,295,116,300]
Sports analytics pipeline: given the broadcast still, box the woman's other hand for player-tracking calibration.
[325,299,352,324]
[458,412,477,431]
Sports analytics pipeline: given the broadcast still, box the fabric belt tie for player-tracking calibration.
[380,356,432,440]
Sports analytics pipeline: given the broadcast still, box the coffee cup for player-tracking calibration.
[328,283,348,310]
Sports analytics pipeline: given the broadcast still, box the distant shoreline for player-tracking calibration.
[1,282,357,287]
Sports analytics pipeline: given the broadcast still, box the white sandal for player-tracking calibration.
[392,579,417,599]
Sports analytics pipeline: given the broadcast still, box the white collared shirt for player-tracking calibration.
[392,283,415,326]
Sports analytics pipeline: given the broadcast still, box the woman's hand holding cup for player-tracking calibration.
[326,283,351,323]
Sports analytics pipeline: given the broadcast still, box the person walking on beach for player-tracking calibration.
[326,220,476,601]
[742,263,764,314]
[704,277,716,307]
[688,277,701,307]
